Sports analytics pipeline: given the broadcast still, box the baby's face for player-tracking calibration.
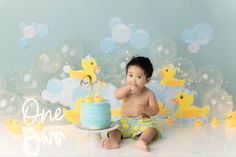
[126,65,149,90]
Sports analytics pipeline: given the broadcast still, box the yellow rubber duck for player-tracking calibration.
[63,98,83,123]
[160,66,185,87]
[225,112,236,127]
[211,117,220,126]
[84,95,93,103]
[195,119,203,127]
[69,55,100,82]
[93,93,103,102]
[167,116,174,124]
[172,91,209,118]
[158,101,171,116]
[5,118,22,134]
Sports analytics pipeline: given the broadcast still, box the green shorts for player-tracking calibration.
[114,116,160,139]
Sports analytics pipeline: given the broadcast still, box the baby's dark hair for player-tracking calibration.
[126,56,153,79]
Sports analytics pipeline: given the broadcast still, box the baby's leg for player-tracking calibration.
[101,129,121,149]
[135,128,157,152]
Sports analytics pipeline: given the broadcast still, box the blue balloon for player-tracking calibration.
[37,24,49,38]
[31,22,38,29]
[193,23,213,45]
[72,86,89,103]
[100,37,116,53]
[130,29,150,49]
[47,79,63,95]
[18,23,26,31]
[181,29,195,43]
[108,17,122,29]
[19,37,29,48]
[128,23,137,32]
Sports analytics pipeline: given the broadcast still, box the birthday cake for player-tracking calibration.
[80,93,111,129]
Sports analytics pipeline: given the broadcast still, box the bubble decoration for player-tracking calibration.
[100,37,116,53]
[19,37,30,48]
[14,67,46,95]
[181,29,196,43]
[108,17,122,30]
[172,57,196,86]
[35,51,62,74]
[22,25,37,39]
[130,29,150,49]
[57,40,84,66]
[196,65,224,94]
[188,42,200,53]
[0,92,22,118]
[193,23,213,45]
[202,89,233,119]
[37,24,49,38]
[151,38,177,62]
[112,24,132,44]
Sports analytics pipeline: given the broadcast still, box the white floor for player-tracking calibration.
[1,119,236,157]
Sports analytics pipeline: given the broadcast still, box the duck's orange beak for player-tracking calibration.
[160,70,164,76]
[172,98,179,105]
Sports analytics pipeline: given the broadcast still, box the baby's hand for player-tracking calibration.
[129,82,140,95]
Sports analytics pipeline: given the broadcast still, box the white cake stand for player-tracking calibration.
[76,123,119,148]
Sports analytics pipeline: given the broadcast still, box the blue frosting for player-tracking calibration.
[81,100,111,129]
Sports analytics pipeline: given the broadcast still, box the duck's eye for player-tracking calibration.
[180,95,184,99]
[91,62,93,65]
[166,69,168,72]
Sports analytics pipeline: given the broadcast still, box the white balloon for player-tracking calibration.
[188,42,200,53]
[112,24,132,44]
[22,25,37,39]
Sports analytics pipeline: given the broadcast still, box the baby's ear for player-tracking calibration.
[146,77,151,83]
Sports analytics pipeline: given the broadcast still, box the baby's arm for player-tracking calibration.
[114,84,130,100]
[144,91,159,116]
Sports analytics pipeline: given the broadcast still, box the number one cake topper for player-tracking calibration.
[80,74,94,97]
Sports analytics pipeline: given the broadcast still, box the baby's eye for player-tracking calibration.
[138,76,142,79]
[129,74,133,77]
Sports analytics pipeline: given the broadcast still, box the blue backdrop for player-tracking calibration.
[0,0,235,108]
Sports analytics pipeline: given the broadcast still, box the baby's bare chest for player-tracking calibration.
[125,94,149,106]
